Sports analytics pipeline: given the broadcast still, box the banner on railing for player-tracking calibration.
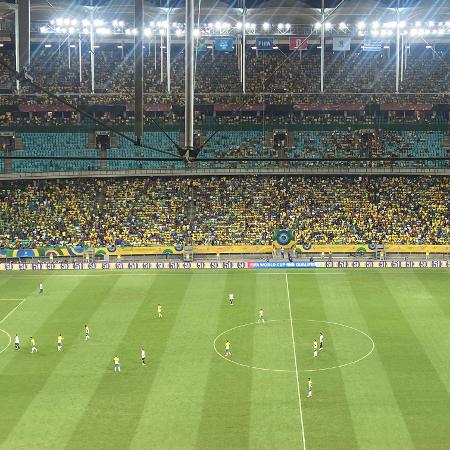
[214,38,234,52]
[256,37,273,50]
[289,37,308,50]
[333,37,351,51]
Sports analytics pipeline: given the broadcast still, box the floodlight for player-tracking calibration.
[50,19,55,25]
[60,27,67,33]
[68,27,75,34]
[410,28,417,36]
[371,21,379,29]
[193,28,200,37]
[371,29,379,36]
[175,28,183,37]
[262,22,270,30]
[82,28,89,34]
[82,19,90,27]
[415,21,421,27]
[314,22,321,29]
[159,28,165,35]
[144,28,152,36]
[399,21,406,28]
[63,18,70,25]
[285,23,290,29]
[56,18,63,26]
[71,19,78,26]
[93,19,103,27]
[325,22,332,30]
[40,26,47,33]
[125,28,131,35]
[236,22,242,29]
[222,22,230,29]
[339,22,347,30]
[215,21,222,29]
[112,20,118,27]
[118,20,124,27]
[428,21,434,27]
[357,21,365,30]
[245,22,252,29]
[277,23,284,29]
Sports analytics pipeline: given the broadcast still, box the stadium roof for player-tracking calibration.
[1,0,449,25]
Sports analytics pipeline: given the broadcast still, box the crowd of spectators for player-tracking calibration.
[0,44,449,107]
[0,176,448,248]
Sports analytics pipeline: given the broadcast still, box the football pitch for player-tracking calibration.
[0,269,449,450]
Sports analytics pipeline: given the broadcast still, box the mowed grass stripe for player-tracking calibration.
[130,272,228,449]
[65,272,193,450]
[0,273,95,447]
[196,272,257,449]
[0,274,138,450]
[350,271,450,450]
[319,272,414,449]
[248,274,303,450]
[381,272,450,394]
[288,273,359,450]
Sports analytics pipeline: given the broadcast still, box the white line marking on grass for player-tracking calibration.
[302,320,375,372]
[0,299,26,325]
[0,328,12,354]
[285,273,307,450]
[0,298,25,354]
[213,320,295,373]
[0,298,26,301]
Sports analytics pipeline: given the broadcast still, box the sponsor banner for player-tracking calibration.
[214,104,266,112]
[289,37,308,51]
[0,261,248,271]
[247,261,319,269]
[324,260,449,268]
[256,37,273,51]
[214,37,234,52]
[362,40,382,51]
[333,37,351,51]
[380,103,433,111]
[126,103,172,112]
[196,37,208,52]
[293,104,364,112]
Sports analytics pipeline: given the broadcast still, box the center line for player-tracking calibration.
[285,273,306,450]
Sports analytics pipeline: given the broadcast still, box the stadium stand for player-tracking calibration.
[0,176,448,248]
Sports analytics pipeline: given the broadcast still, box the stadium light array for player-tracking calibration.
[262,22,270,30]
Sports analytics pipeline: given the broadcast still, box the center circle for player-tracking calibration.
[0,328,12,354]
[213,319,375,373]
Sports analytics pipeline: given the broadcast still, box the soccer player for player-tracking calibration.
[39,282,43,294]
[229,293,234,305]
[57,334,64,351]
[30,337,38,353]
[85,324,90,341]
[224,340,231,357]
[313,339,318,357]
[157,304,163,318]
[307,378,313,398]
[14,334,20,350]
[113,355,121,372]
[141,347,146,366]
[258,308,265,324]
[319,332,324,351]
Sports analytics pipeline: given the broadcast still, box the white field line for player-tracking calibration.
[285,273,307,450]
[0,298,26,354]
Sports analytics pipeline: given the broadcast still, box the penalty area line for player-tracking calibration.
[285,273,307,450]
[0,298,26,354]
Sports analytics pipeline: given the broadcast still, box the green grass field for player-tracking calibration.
[0,269,449,450]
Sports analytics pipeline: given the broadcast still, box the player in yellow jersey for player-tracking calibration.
[224,340,231,357]
[30,337,37,353]
[113,355,121,372]
[84,324,90,341]
[313,339,318,357]
[307,378,313,397]
[57,334,64,351]
[157,304,163,318]
[258,308,265,324]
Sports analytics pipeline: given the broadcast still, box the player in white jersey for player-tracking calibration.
[39,282,43,294]
[141,348,146,365]
[319,332,324,351]
[14,334,20,350]
[85,324,90,341]
[229,293,234,305]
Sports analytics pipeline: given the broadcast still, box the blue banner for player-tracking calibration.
[215,38,234,52]
[248,261,317,269]
[256,37,273,50]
